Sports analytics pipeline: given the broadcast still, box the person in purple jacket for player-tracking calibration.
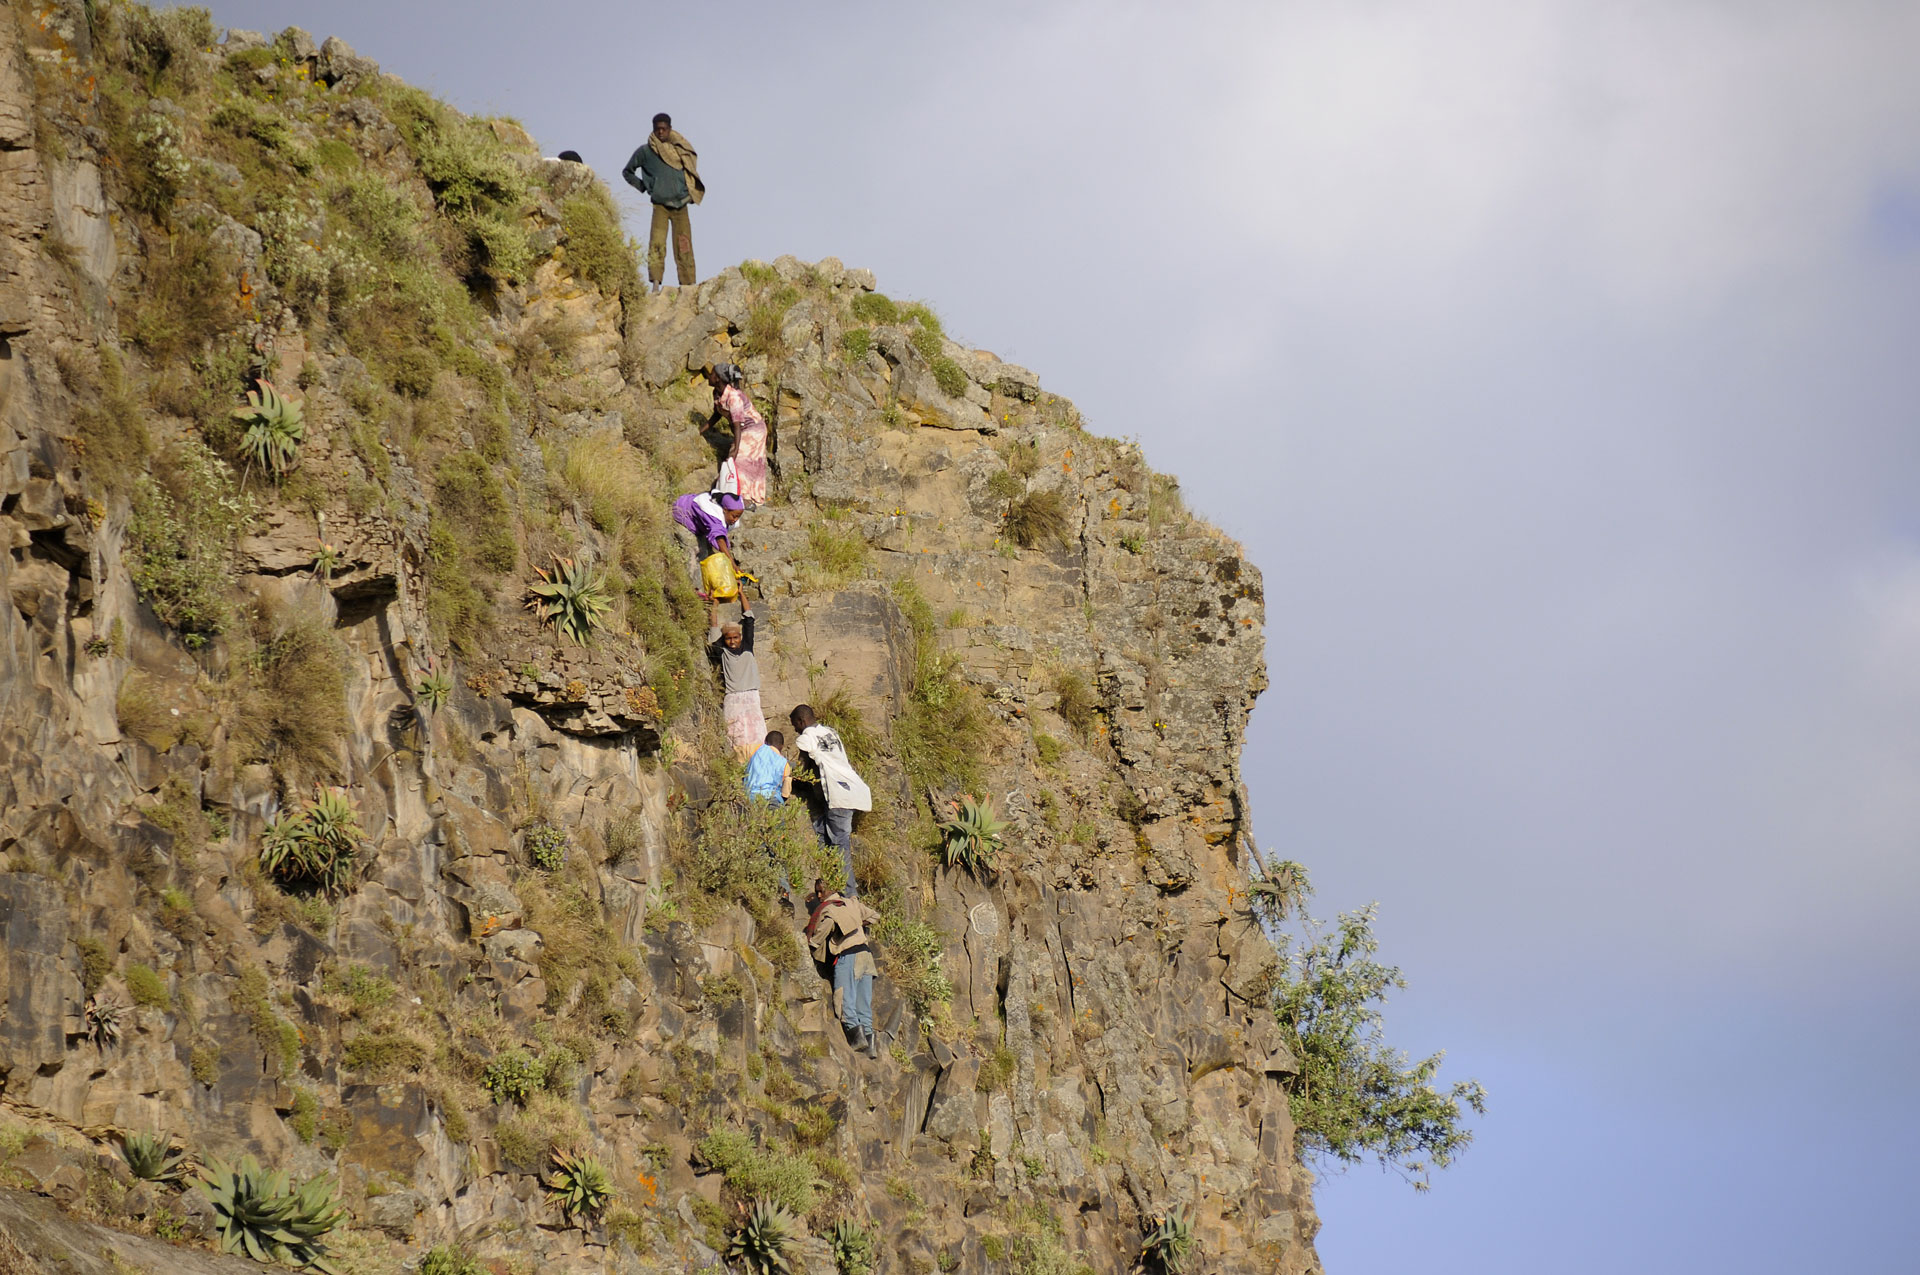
[671,489,743,594]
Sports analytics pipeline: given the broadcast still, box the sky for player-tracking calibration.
[214,2,1920,1270]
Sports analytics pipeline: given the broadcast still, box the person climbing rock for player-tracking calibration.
[671,489,743,594]
[806,883,882,1058]
[710,599,765,761]
[744,729,792,804]
[621,112,704,292]
[705,362,771,507]
[790,704,872,896]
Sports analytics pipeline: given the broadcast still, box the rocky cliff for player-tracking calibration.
[0,5,1319,1273]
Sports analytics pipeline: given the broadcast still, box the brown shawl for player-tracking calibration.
[648,130,706,205]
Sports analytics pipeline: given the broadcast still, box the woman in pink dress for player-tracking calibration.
[705,362,770,506]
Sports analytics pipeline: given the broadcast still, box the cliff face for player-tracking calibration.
[0,5,1319,1273]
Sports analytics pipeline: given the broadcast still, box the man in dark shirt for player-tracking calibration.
[622,113,704,293]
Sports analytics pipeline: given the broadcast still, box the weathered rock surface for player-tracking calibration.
[0,7,1317,1274]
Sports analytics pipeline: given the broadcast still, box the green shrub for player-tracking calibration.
[125,963,170,1011]
[901,302,942,337]
[839,328,872,360]
[118,4,214,92]
[434,454,517,573]
[679,793,827,925]
[1270,886,1487,1189]
[288,1088,320,1143]
[930,356,968,399]
[1033,734,1063,767]
[126,439,250,646]
[418,1247,484,1275]
[908,324,942,364]
[325,965,396,1017]
[77,937,113,997]
[1052,670,1098,737]
[848,292,898,325]
[890,579,990,793]
[483,1048,546,1105]
[975,1046,1015,1093]
[526,824,568,871]
[250,618,352,782]
[342,1031,427,1078]
[560,191,639,300]
[871,915,952,1020]
[697,1129,825,1216]
[814,687,881,778]
[124,219,242,362]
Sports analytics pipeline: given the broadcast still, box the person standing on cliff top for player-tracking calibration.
[622,113,704,293]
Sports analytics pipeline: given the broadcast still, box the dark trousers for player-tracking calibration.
[815,807,857,895]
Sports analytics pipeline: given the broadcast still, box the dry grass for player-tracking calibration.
[1007,488,1072,550]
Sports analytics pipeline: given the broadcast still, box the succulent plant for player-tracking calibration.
[416,670,452,716]
[827,1217,877,1275]
[84,996,127,1047]
[936,794,1004,874]
[311,542,342,580]
[525,556,611,645]
[544,1146,613,1223]
[1246,858,1309,926]
[232,381,306,480]
[725,1198,797,1275]
[119,1130,188,1183]
[197,1155,343,1269]
[1141,1203,1195,1274]
[259,789,363,897]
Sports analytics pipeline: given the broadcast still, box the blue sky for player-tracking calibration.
[213,2,1920,1269]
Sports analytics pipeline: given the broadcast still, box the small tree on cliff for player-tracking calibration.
[1262,864,1487,1190]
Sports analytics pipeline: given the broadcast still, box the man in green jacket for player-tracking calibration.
[622,112,705,293]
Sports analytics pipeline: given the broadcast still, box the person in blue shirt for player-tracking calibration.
[744,730,792,805]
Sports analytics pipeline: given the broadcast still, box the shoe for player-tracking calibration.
[865,1029,880,1059]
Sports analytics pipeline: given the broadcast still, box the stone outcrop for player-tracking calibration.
[0,6,1319,1273]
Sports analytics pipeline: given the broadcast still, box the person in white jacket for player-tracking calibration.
[789,704,871,895]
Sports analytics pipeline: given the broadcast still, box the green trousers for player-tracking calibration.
[648,204,695,286]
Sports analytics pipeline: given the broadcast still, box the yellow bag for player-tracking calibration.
[700,553,738,600]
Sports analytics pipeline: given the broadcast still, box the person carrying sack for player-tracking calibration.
[806,882,882,1058]
[671,489,742,597]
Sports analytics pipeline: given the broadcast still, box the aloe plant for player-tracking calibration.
[525,556,611,645]
[416,670,452,716]
[1246,859,1308,926]
[1141,1203,1195,1274]
[725,1198,797,1274]
[84,996,127,1047]
[233,381,306,480]
[119,1130,188,1183]
[936,795,1004,874]
[198,1155,343,1269]
[545,1146,613,1223]
[827,1217,877,1275]
[259,789,363,897]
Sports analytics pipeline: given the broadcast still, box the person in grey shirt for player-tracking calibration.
[708,598,762,760]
